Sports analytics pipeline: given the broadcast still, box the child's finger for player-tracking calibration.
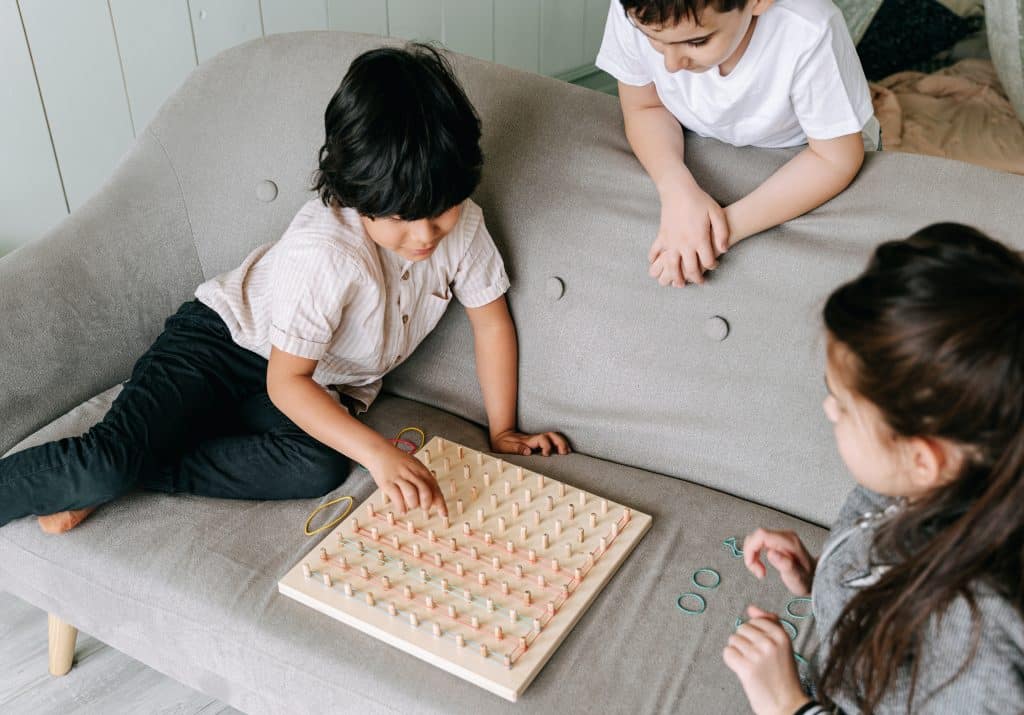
[429,479,448,517]
[549,432,571,454]
[385,484,407,515]
[696,241,718,273]
[397,479,419,512]
[410,475,433,515]
[681,249,704,285]
[710,206,730,255]
[742,531,770,578]
[529,433,553,456]
[746,604,777,621]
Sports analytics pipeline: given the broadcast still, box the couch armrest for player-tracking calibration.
[0,131,204,452]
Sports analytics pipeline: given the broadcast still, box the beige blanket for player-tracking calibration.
[871,59,1024,175]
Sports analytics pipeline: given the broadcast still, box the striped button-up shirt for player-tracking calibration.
[195,198,509,411]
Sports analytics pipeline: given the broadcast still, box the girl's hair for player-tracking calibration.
[312,43,482,220]
[820,223,1024,711]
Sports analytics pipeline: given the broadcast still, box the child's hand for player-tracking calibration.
[648,183,730,287]
[491,430,571,457]
[723,605,810,715]
[742,528,815,596]
[366,445,448,517]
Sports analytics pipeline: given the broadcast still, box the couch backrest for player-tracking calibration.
[6,32,1024,525]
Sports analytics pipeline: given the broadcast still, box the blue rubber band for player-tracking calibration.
[793,651,808,666]
[691,568,721,590]
[780,618,798,641]
[786,597,813,620]
[722,537,744,558]
[676,593,706,615]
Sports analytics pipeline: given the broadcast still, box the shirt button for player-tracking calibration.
[401,270,409,281]
[402,314,409,325]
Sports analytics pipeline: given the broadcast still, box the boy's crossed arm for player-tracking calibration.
[620,81,865,287]
[265,295,569,517]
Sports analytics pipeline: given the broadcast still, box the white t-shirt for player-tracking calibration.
[195,198,509,412]
[596,0,877,149]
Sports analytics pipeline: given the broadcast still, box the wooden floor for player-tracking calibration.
[0,591,240,714]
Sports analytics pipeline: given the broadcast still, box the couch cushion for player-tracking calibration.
[1,390,828,714]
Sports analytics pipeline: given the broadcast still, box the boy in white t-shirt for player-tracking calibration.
[597,0,877,287]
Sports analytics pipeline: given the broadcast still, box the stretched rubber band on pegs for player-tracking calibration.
[676,593,706,615]
[691,568,721,589]
[304,495,355,536]
[786,597,813,620]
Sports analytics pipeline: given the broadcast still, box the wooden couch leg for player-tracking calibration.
[47,613,78,676]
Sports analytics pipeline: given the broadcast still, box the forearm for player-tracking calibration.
[268,376,392,466]
[623,104,698,197]
[725,144,863,244]
[473,318,518,440]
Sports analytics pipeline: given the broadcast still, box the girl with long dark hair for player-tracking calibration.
[724,223,1024,713]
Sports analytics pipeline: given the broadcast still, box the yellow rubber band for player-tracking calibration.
[304,495,354,536]
[394,426,426,449]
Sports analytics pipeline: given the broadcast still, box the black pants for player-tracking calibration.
[0,300,349,527]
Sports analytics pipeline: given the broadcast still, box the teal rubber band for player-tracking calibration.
[780,618,798,640]
[722,536,744,558]
[676,592,706,615]
[786,597,813,620]
[691,568,721,590]
[793,651,808,666]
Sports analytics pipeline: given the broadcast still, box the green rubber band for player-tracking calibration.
[786,597,813,620]
[780,618,798,640]
[722,536,744,558]
[691,567,721,590]
[676,592,706,615]
[794,651,808,666]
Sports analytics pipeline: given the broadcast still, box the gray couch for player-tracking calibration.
[2,32,1022,714]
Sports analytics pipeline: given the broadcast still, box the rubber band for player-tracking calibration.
[779,618,798,641]
[392,437,419,454]
[691,568,721,590]
[786,597,813,620]
[304,495,354,536]
[722,536,744,558]
[394,426,426,450]
[793,651,808,666]
[675,592,706,615]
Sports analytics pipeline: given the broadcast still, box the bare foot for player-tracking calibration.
[38,507,97,534]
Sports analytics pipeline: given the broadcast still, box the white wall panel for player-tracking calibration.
[189,0,262,63]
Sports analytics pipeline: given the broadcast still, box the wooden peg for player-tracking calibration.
[359,565,370,579]
[434,553,443,568]
[344,582,353,597]
[578,528,585,544]
[611,522,619,539]
[541,533,550,550]
[428,528,437,543]
[440,578,449,592]
[391,535,400,550]
[533,617,543,632]
[589,513,598,529]
[599,536,608,553]
[463,465,471,480]
[483,472,491,487]
[524,489,532,506]
[302,563,312,578]
[494,625,504,640]
[578,491,586,506]
[498,516,506,534]
[438,437,446,451]
[561,584,569,598]
[528,548,537,563]
[537,574,546,588]
[623,507,632,523]
[406,520,415,534]
[568,504,575,520]
[448,604,457,618]
[476,508,484,525]
[491,556,501,570]
[352,517,360,532]
[547,602,556,616]
[551,559,560,572]
[449,537,457,551]
[476,453,484,466]
[490,494,498,510]
[501,581,510,595]
[470,546,479,560]
[425,595,434,609]
[370,527,379,541]
[545,496,554,512]
[479,644,489,658]
[471,615,480,629]
[366,503,375,517]
[420,568,429,583]
[504,654,512,669]
[322,572,333,588]
[537,474,544,489]
[381,576,391,590]
[509,608,518,622]
[444,457,451,471]
[600,499,608,516]
[564,543,572,558]
[497,459,505,472]
[365,592,375,607]
[486,597,495,613]
[516,467,524,482]
[457,499,464,515]
[456,633,465,648]
[388,602,397,616]
[319,547,329,562]
[506,540,515,554]
[356,540,365,554]
[532,511,541,526]
[409,612,419,627]
[456,562,465,577]
[512,502,520,519]
[504,480,511,496]
[524,590,532,605]
[464,588,473,603]
[377,549,386,563]
[519,636,528,651]
[484,532,494,545]
[424,448,432,463]
[433,622,442,637]
[340,555,349,569]
[478,572,487,587]
[555,520,563,537]
[449,480,457,497]
[515,564,524,579]
[520,525,528,541]
[387,511,396,526]
[412,543,422,558]
[403,585,413,599]
[557,483,566,498]
[458,445,464,459]
[574,567,582,580]
[399,559,408,573]
[463,522,471,536]
[471,486,479,501]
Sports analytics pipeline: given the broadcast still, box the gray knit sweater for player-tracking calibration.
[804,486,1024,714]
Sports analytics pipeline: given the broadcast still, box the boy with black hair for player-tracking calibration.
[597,0,877,287]
[0,43,569,534]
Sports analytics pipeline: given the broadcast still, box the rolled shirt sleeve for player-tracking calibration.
[451,213,510,309]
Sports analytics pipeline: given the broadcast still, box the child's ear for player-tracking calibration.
[906,437,962,492]
[750,0,775,16]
